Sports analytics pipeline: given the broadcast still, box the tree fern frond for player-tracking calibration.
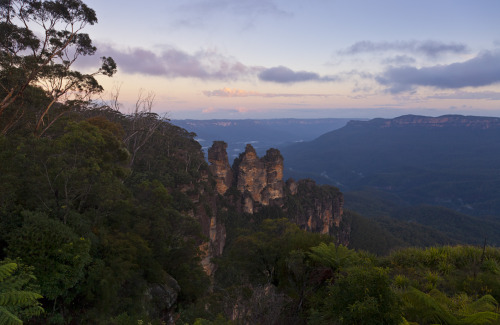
[0,291,43,307]
[400,317,420,325]
[0,306,23,325]
[0,264,17,283]
[403,287,458,325]
[468,295,498,313]
[18,305,44,318]
[458,311,499,325]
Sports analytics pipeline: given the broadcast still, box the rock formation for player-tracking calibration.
[207,141,346,242]
[208,141,233,195]
[234,144,267,204]
[286,179,343,236]
[232,144,285,213]
[180,168,226,276]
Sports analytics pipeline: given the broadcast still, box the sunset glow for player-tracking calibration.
[81,0,500,119]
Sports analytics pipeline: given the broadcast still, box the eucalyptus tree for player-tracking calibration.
[0,0,116,135]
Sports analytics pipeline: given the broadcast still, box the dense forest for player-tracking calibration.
[1,0,499,324]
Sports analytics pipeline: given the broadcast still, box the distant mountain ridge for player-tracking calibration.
[281,114,500,219]
[347,114,500,129]
[172,118,361,157]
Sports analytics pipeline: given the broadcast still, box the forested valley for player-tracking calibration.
[1,0,500,324]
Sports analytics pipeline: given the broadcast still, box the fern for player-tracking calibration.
[458,311,499,325]
[403,287,458,324]
[0,291,43,307]
[468,295,498,313]
[0,260,44,324]
[0,264,17,283]
[402,287,500,325]
[0,306,23,325]
[308,243,360,271]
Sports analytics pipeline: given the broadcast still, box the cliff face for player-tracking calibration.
[233,144,285,213]
[207,141,346,243]
[261,148,285,205]
[235,144,268,205]
[286,179,344,236]
[179,170,226,276]
[208,141,233,195]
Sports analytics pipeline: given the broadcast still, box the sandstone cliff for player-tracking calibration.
[232,144,285,213]
[285,178,344,236]
[179,168,226,276]
[347,114,500,130]
[208,141,233,195]
[207,141,346,242]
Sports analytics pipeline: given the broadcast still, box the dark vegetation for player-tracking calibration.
[1,1,499,324]
[281,116,500,246]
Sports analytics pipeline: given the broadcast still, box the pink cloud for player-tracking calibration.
[203,87,330,98]
[202,107,216,113]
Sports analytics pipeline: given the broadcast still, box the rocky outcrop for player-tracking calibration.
[261,148,285,205]
[179,168,226,276]
[207,142,346,242]
[208,141,233,195]
[232,144,285,213]
[194,194,226,276]
[234,144,267,204]
[143,274,180,324]
[286,179,343,236]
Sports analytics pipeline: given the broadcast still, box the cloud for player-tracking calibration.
[427,91,500,101]
[258,66,339,83]
[77,44,262,81]
[173,0,290,28]
[382,55,416,65]
[203,87,330,98]
[77,45,337,85]
[340,40,468,57]
[202,107,216,113]
[200,107,250,114]
[179,0,288,16]
[376,50,500,93]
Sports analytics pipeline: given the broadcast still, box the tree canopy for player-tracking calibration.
[0,0,116,135]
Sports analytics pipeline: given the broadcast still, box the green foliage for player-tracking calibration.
[0,260,43,325]
[193,314,234,325]
[6,211,91,301]
[216,218,331,287]
[2,28,500,324]
[400,287,499,325]
[308,242,362,272]
[0,0,116,135]
[0,264,17,283]
[312,266,402,325]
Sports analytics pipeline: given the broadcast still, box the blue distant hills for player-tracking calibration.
[176,115,500,246]
[172,118,363,158]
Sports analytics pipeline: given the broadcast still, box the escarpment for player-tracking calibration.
[231,144,285,213]
[208,141,233,195]
[208,141,346,242]
[285,178,344,236]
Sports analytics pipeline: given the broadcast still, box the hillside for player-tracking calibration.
[281,115,500,218]
[2,0,500,323]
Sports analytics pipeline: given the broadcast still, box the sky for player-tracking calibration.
[78,0,500,119]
